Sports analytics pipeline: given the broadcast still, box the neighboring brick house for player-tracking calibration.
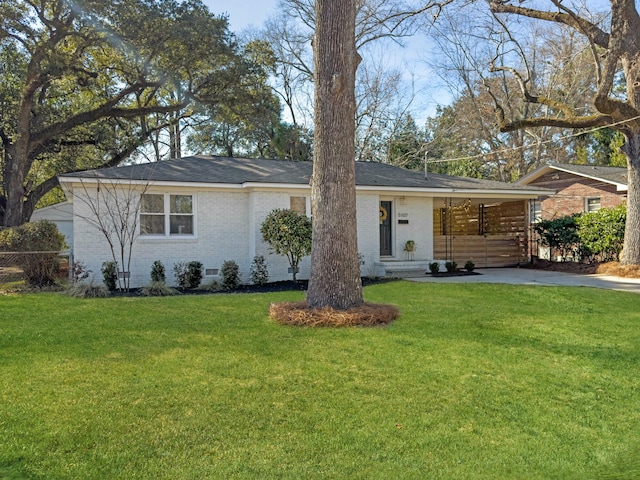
[516,163,627,259]
[517,163,627,221]
[58,156,550,287]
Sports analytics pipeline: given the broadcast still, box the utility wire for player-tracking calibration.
[427,114,640,164]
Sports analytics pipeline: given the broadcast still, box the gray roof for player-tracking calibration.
[518,162,628,186]
[60,155,543,192]
[552,163,627,185]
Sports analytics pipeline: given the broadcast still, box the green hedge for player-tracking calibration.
[534,204,626,262]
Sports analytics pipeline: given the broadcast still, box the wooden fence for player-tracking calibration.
[434,235,526,268]
[433,200,527,267]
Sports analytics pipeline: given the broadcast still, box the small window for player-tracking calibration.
[141,193,194,237]
[586,197,601,213]
[290,196,307,215]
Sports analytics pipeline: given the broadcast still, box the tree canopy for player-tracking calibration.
[0,0,260,226]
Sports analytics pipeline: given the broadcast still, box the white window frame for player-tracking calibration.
[140,193,196,238]
[586,197,601,213]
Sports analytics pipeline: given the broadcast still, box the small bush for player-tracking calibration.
[464,260,475,272]
[150,260,166,283]
[0,220,66,287]
[534,215,581,261]
[445,261,457,273]
[66,281,109,298]
[250,255,269,285]
[429,262,440,274]
[101,261,118,291]
[174,261,203,289]
[221,260,240,290]
[140,281,179,296]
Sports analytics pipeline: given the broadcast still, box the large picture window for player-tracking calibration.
[141,193,194,236]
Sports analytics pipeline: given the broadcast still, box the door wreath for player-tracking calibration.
[379,205,388,224]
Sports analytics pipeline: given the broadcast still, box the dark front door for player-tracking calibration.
[380,201,392,256]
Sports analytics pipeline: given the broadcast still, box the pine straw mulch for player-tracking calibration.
[269,301,400,327]
[529,259,640,278]
[595,262,640,278]
[528,259,600,274]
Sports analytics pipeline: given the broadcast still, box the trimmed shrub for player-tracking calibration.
[250,255,269,285]
[221,260,241,290]
[101,261,118,291]
[464,260,475,272]
[150,260,166,283]
[0,220,66,287]
[174,261,203,289]
[576,204,626,262]
[445,261,458,273]
[429,262,440,274]
[260,209,312,282]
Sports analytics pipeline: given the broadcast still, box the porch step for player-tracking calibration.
[375,260,445,278]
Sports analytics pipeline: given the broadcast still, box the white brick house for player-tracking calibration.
[58,156,550,287]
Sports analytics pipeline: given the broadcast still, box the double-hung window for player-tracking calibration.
[140,193,194,236]
[586,197,601,213]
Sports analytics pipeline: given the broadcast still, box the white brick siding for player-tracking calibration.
[70,184,436,288]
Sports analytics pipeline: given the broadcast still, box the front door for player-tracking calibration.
[379,201,392,256]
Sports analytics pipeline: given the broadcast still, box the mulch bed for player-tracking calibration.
[524,259,640,278]
[109,277,397,296]
[523,259,601,274]
[429,271,481,277]
[269,301,400,327]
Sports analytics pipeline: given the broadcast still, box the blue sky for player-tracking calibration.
[200,0,445,121]
[202,0,279,31]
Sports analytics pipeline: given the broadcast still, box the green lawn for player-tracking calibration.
[1,281,639,479]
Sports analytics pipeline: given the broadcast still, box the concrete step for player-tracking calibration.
[375,260,446,278]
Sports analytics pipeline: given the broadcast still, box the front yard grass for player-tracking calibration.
[1,281,639,479]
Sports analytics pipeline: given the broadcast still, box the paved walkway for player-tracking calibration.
[408,268,640,294]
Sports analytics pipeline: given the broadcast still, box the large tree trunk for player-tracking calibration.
[306,0,363,310]
[621,132,640,265]
[2,148,29,227]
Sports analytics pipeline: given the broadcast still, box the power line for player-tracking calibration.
[427,114,640,164]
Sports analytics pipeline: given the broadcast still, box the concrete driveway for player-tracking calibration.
[408,268,640,294]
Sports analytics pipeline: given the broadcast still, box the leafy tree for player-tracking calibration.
[260,209,311,282]
[0,0,255,226]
